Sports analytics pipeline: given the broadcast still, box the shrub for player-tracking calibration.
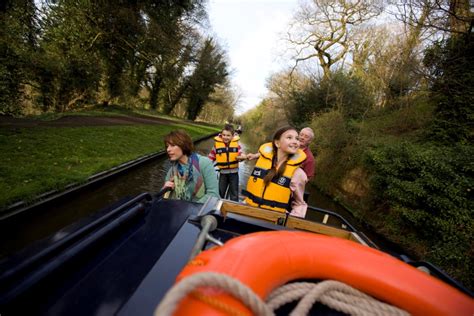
[310,110,359,194]
[364,142,473,288]
[424,34,474,144]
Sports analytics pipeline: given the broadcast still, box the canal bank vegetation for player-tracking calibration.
[241,2,473,289]
[0,114,219,211]
[1,1,237,123]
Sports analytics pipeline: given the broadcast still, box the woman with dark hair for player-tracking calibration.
[242,126,308,217]
[162,130,219,203]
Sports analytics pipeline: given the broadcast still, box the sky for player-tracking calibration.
[207,0,299,115]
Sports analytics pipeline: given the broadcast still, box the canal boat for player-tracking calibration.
[0,193,472,315]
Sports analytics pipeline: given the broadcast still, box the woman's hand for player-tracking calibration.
[163,180,175,190]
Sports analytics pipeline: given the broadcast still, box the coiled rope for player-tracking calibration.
[154,272,409,316]
[154,272,273,316]
[267,281,409,316]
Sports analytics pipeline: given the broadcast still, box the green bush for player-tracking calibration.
[359,93,433,140]
[365,142,473,288]
[310,110,359,194]
[424,34,474,144]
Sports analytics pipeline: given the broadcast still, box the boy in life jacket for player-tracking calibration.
[242,126,308,217]
[208,124,247,201]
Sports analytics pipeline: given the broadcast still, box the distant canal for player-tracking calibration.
[0,135,391,259]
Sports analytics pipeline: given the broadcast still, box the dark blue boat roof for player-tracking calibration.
[0,196,203,315]
[0,194,297,315]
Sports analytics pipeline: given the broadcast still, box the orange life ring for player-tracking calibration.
[174,231,473,316]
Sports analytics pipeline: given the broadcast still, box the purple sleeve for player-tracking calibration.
[302,150,315,180]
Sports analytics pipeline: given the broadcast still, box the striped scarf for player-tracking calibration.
[169,153,205,201]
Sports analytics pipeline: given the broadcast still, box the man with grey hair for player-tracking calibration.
[298,127,315,181]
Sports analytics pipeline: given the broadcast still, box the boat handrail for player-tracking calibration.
[399,256,474,297]
[285,216,360,243]
[307,205,357,231]
[197,197,358,231]
[188,215,222,261]
[193,198,373,246]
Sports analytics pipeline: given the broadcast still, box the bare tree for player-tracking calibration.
[350,25,399,107]
[287,0,383,79]
[391,0,473,37]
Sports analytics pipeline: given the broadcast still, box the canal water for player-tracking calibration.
[0,136,386,259]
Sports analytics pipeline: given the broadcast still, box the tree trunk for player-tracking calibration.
[449,0,472,34]
[149,76,162,110]
[186,98,204,121]
[164,81,189,115]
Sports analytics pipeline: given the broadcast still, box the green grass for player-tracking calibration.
[356,100,434,147]
[0,122,219,210]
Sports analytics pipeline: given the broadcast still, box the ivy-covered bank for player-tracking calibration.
[310,35,473,290]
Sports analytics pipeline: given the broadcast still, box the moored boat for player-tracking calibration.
[0,194,472,315]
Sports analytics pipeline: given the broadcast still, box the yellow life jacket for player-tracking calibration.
[214,135,240,169]
[243,142,306,212]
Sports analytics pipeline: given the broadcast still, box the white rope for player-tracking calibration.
[153,272,274,316]
[154,272,409,316]
[267,280,410,316]
[266,282,315,304]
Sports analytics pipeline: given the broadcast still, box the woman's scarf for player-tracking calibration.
[170,153,205,201]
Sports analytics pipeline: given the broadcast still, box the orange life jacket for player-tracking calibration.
[243,142,306,212]
[213,135,240,169]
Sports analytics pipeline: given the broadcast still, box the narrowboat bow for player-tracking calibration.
[0,193,472,315]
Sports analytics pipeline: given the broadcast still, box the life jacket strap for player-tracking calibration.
[216,147,239,154]
[242,189,290,210]
[251,167,291,188]
[215,161,238,167]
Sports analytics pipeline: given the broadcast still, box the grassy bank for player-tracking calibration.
[28,105,189,122]
[0,117,219,210]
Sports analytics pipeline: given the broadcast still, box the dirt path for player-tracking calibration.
[0,114,178,128]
